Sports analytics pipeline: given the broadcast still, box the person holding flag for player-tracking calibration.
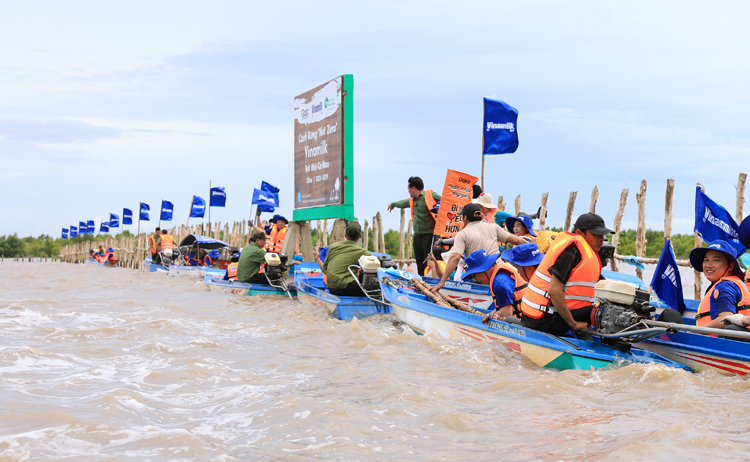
[253,214,288,254]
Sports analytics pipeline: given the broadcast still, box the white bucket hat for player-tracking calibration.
[472,192,494,209]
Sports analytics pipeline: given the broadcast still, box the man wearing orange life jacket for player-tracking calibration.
[104,247,117,266]
[519,213,613,336]
[253,214,288,254]
[160,229,174,253]
[148,227,161,264]
[388,176,441,276]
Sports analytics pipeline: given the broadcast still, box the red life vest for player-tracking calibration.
[489,262,528,318]
[148,234,159,254]
[696,276,750,327]
[265,225,287,254]
[519,232,601,319]
[409,189,438,220]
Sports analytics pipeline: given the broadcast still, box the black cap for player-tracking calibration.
[573,213,614,235]
[250,231,267,241]
[345,221,362,239]
[461,203,483,223]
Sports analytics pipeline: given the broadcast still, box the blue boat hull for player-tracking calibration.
[203,268,297,296]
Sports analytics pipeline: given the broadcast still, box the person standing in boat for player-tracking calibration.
[237,232,268,284]
[148,227,161,264]
[473,192,499,225]
[314,221,371,297]
[518,213,613,336]
[430,204,530,293]
[160,229,174,254]
[387,176,441,276]
[253,214,288,254]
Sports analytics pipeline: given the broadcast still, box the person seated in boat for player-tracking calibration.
[93,246,106,262]
[473,192,498,225]
[430,204,531,293]
[518,213,614,336]
[104,247,117,265]
[184,244,201,266]
[314,221,371,297]
[288,253,304,277]
[506,215,537,241]
[203,249,221,267]
[223,251,241,281]
[237,232,268,285]
[253,214,288,254]
[661,240,750,329]
[424,245,449,278]
[461,244,544,324]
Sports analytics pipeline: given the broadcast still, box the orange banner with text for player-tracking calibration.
[434,169,479,239]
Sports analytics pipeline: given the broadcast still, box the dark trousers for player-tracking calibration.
[242,273,268,285]
[329,280,366,297]
[152,253,161,265]
[521,305,595,337]
[413,233,434,276]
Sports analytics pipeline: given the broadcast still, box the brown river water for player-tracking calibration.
[1,261,750,461]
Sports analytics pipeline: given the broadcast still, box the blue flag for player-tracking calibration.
[62,228,69,239]
[650,239,686,313]
[100,221,109,233]
[482,98,519,155]
[70,226,78,238]
[161,200,174,221]
[123,208,133,225]
[190,196,206,218]
[109,213,120,228]
[87,220,96,234]
[210,187,227,207]
[261,181,280,194]
[252,188,278,213]
[694,187,746,256]
[140,202,150,221]
[79,221,87,234]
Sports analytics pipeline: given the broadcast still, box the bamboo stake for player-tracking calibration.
[610,189,629,272]
[564,191,577,232]
[372,215,380,253]
[539,192,549,231]
[316,220,321,246]
[694,183,705,300]
[323,219,329,246]
[412,279,482,315]
[635,180,647,281]
[515,195,521,216]
[737,173,747,224]
[664,179,674,241]
[363,220,369,250]
[590,186,598,213]
[377,212,385,254]
[497,196,505,212]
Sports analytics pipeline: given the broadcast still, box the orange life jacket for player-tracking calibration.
[489,262,528,318]
[424,260,447,277]
[185,251,200,266]
[227,263,238,281]
[204,255,217,267]
[148,234,159,254]
[520,232,601,319]
[265,225,287,254]
[696,276,750,327]
[409,189,438,220]
[160,234,173,252]
[105,251,117,264]
[94,252,105,262]
[482,209,498,225]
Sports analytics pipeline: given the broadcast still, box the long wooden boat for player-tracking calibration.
[294,263,390,320]
[377,269,691,372]
[203,268,297,297]
[142,257,168,273]
[84,258,115,267]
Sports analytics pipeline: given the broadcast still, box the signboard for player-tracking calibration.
[293,75,354,221]
[434,169,479,239]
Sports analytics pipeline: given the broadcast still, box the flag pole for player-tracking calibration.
[208,181,212,232]
[137,203,141,236]
[187,195,193,228]
[159,200,162,229]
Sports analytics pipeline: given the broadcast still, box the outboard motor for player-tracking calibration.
[377,255,397,270]
[263,253,291,297]
[358,255,383,294]
[592,280,654,347]
[161,248,174,268]
[598,237,616,267]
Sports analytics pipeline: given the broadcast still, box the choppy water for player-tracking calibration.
[1,262,749,461]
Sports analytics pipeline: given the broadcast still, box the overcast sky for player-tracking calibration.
[1,0,748,238]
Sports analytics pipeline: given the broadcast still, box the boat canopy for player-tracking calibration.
[178,234,230,250]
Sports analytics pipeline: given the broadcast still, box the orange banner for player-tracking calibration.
[434,169,479,239]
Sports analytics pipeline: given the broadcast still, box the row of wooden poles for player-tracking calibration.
[59,173,748,299]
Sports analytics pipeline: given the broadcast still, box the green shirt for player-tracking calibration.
[237,243,266,282]
[323,240,371,289]
[390,190,441,234]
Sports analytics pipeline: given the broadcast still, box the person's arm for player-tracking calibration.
[704,312,734,329]
[705,282,742,329]
[548,273,588,332]
[429,253,461,292]
[388,198,410,212]
[314,246,326,274]
[431,191,442,201]
[494,224,530,246]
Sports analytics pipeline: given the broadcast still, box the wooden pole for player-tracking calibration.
[564,191,577,232]
[399,208,406,269]
[610,188,629,272]
[372,215,379,253]
[635,180,647,281]
[377,212,385,254]
[664,179,675,241]
[514,195,521,216]
[316,220,321,246]
[539,192,549,231]
[363,220,369,250]
[323,219,329,246]
[737,173,747,224]
[694,183,705,299]
[590,186,598,213]
[497,196,505,212]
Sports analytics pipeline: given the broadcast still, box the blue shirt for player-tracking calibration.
[708,280,743,319]
[491,271,516,310]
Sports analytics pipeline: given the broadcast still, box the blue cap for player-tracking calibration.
[494,211,512,226]
[208,249,220,258]
[505,215,536,237]
[740,215,750,249]
[501,243,543,267]
[271,214,288,224]
[462,250,500,281]
[106,247,114,252]
[689,240,745,279]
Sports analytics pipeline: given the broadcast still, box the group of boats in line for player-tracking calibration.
[82,234,750,376]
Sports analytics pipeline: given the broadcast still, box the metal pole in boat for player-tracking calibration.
[208,180,212,232]
[158,199,162,229]
[137,203,141,236]
[645,320,750,341]
[186,195,193,228]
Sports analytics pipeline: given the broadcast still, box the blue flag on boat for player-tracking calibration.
[79,221,87,234]
[650,238,686,313]
[62,228,68,239]
[189,196,206,218]
[70,226,78,238]
[210,187,226,207]
[87,220,96,234]
[123,208,133,225]
[161,200,174,221]
[140,202,150,221]
[109,213,119,228]
[100,221,109,233]
[482,98,519,155]
[694,187,746,256]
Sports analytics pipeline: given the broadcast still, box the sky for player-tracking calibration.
[1,0,748,239]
